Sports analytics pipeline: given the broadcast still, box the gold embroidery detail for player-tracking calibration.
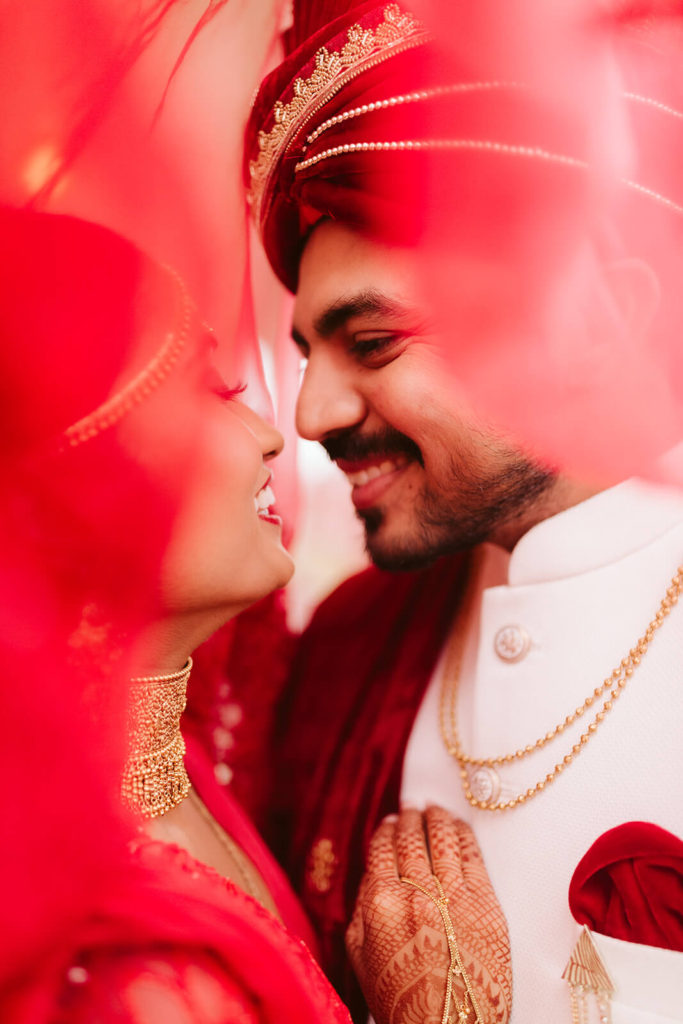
[308,837,337,894]
[248,3,429,227]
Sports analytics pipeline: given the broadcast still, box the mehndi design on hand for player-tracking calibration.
[346,806,512,1024]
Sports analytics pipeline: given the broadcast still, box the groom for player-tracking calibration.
[245,4,683,1022]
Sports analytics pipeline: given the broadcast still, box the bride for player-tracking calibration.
[0,204,511,1024]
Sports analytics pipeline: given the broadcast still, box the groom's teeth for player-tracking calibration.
[345,457,407,487]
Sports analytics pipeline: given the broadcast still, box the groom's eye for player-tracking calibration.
[350,331,406,367]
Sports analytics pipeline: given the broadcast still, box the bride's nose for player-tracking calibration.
[236,404,284,460]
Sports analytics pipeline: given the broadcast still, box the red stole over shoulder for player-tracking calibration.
[271,553,468,1020]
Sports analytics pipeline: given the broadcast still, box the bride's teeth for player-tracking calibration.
[255,483,276,513]
[261,485,275,507]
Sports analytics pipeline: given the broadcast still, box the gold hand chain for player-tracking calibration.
[400,874,484,1024]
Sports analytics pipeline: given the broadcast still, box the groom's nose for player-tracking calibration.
[296,348,367,442]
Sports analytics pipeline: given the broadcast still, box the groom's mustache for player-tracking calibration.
[323,428,423,466]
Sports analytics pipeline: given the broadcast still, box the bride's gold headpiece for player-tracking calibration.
[60,267,194,451]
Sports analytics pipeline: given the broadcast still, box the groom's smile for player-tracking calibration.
[292,220,557,570]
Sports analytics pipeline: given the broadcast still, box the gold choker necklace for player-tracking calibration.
[440,558,683,812]
[121,658,192,818]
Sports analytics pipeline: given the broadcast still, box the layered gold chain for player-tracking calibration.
[439,557,683,811]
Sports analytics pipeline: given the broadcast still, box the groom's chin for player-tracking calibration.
[359,510,442,574]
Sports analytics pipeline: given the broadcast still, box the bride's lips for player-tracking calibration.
[335,455,411,509]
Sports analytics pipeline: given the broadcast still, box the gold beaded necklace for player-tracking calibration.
[121,659,192,818]
[439,556,683,811]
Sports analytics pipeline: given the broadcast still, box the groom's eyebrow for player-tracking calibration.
[315,290,406,336]
[291,289,413,350]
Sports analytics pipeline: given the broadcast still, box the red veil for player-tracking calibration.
[0,4,351,1022]
[0,201,349,1024]
[246,0,683,485]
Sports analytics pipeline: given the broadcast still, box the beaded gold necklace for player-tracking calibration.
[121,659,192,818]
[439,557,683,811]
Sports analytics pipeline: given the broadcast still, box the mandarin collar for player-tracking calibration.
[504,477,683,588]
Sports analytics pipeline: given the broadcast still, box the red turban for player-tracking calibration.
[245,2,607,292]
[245,0,683,483]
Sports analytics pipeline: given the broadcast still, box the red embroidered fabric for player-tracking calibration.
[54,842,351,1024]
[184,730,321,956]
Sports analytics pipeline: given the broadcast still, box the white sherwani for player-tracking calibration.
[402,480,683,1023]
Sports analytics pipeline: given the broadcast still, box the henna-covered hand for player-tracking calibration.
[346,806,512,1024]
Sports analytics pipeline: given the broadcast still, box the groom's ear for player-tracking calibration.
[602,258,661,339]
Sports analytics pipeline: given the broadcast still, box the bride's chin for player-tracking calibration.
[276,548,296,589]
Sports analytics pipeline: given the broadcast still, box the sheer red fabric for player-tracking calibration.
[0,5,349,1020]
[184,730,321,955]
[0,203,348,1023]
[0,0,287,414]
[0,207,195,1017]
[246,0,683,484]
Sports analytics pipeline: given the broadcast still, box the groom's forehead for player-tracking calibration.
[293,224,426,334]
[292,234,541,364]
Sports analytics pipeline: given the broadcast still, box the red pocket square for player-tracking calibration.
[568,821,683,952]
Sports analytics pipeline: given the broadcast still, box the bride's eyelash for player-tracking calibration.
[204,361,246,401]
[213,380,247,401]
